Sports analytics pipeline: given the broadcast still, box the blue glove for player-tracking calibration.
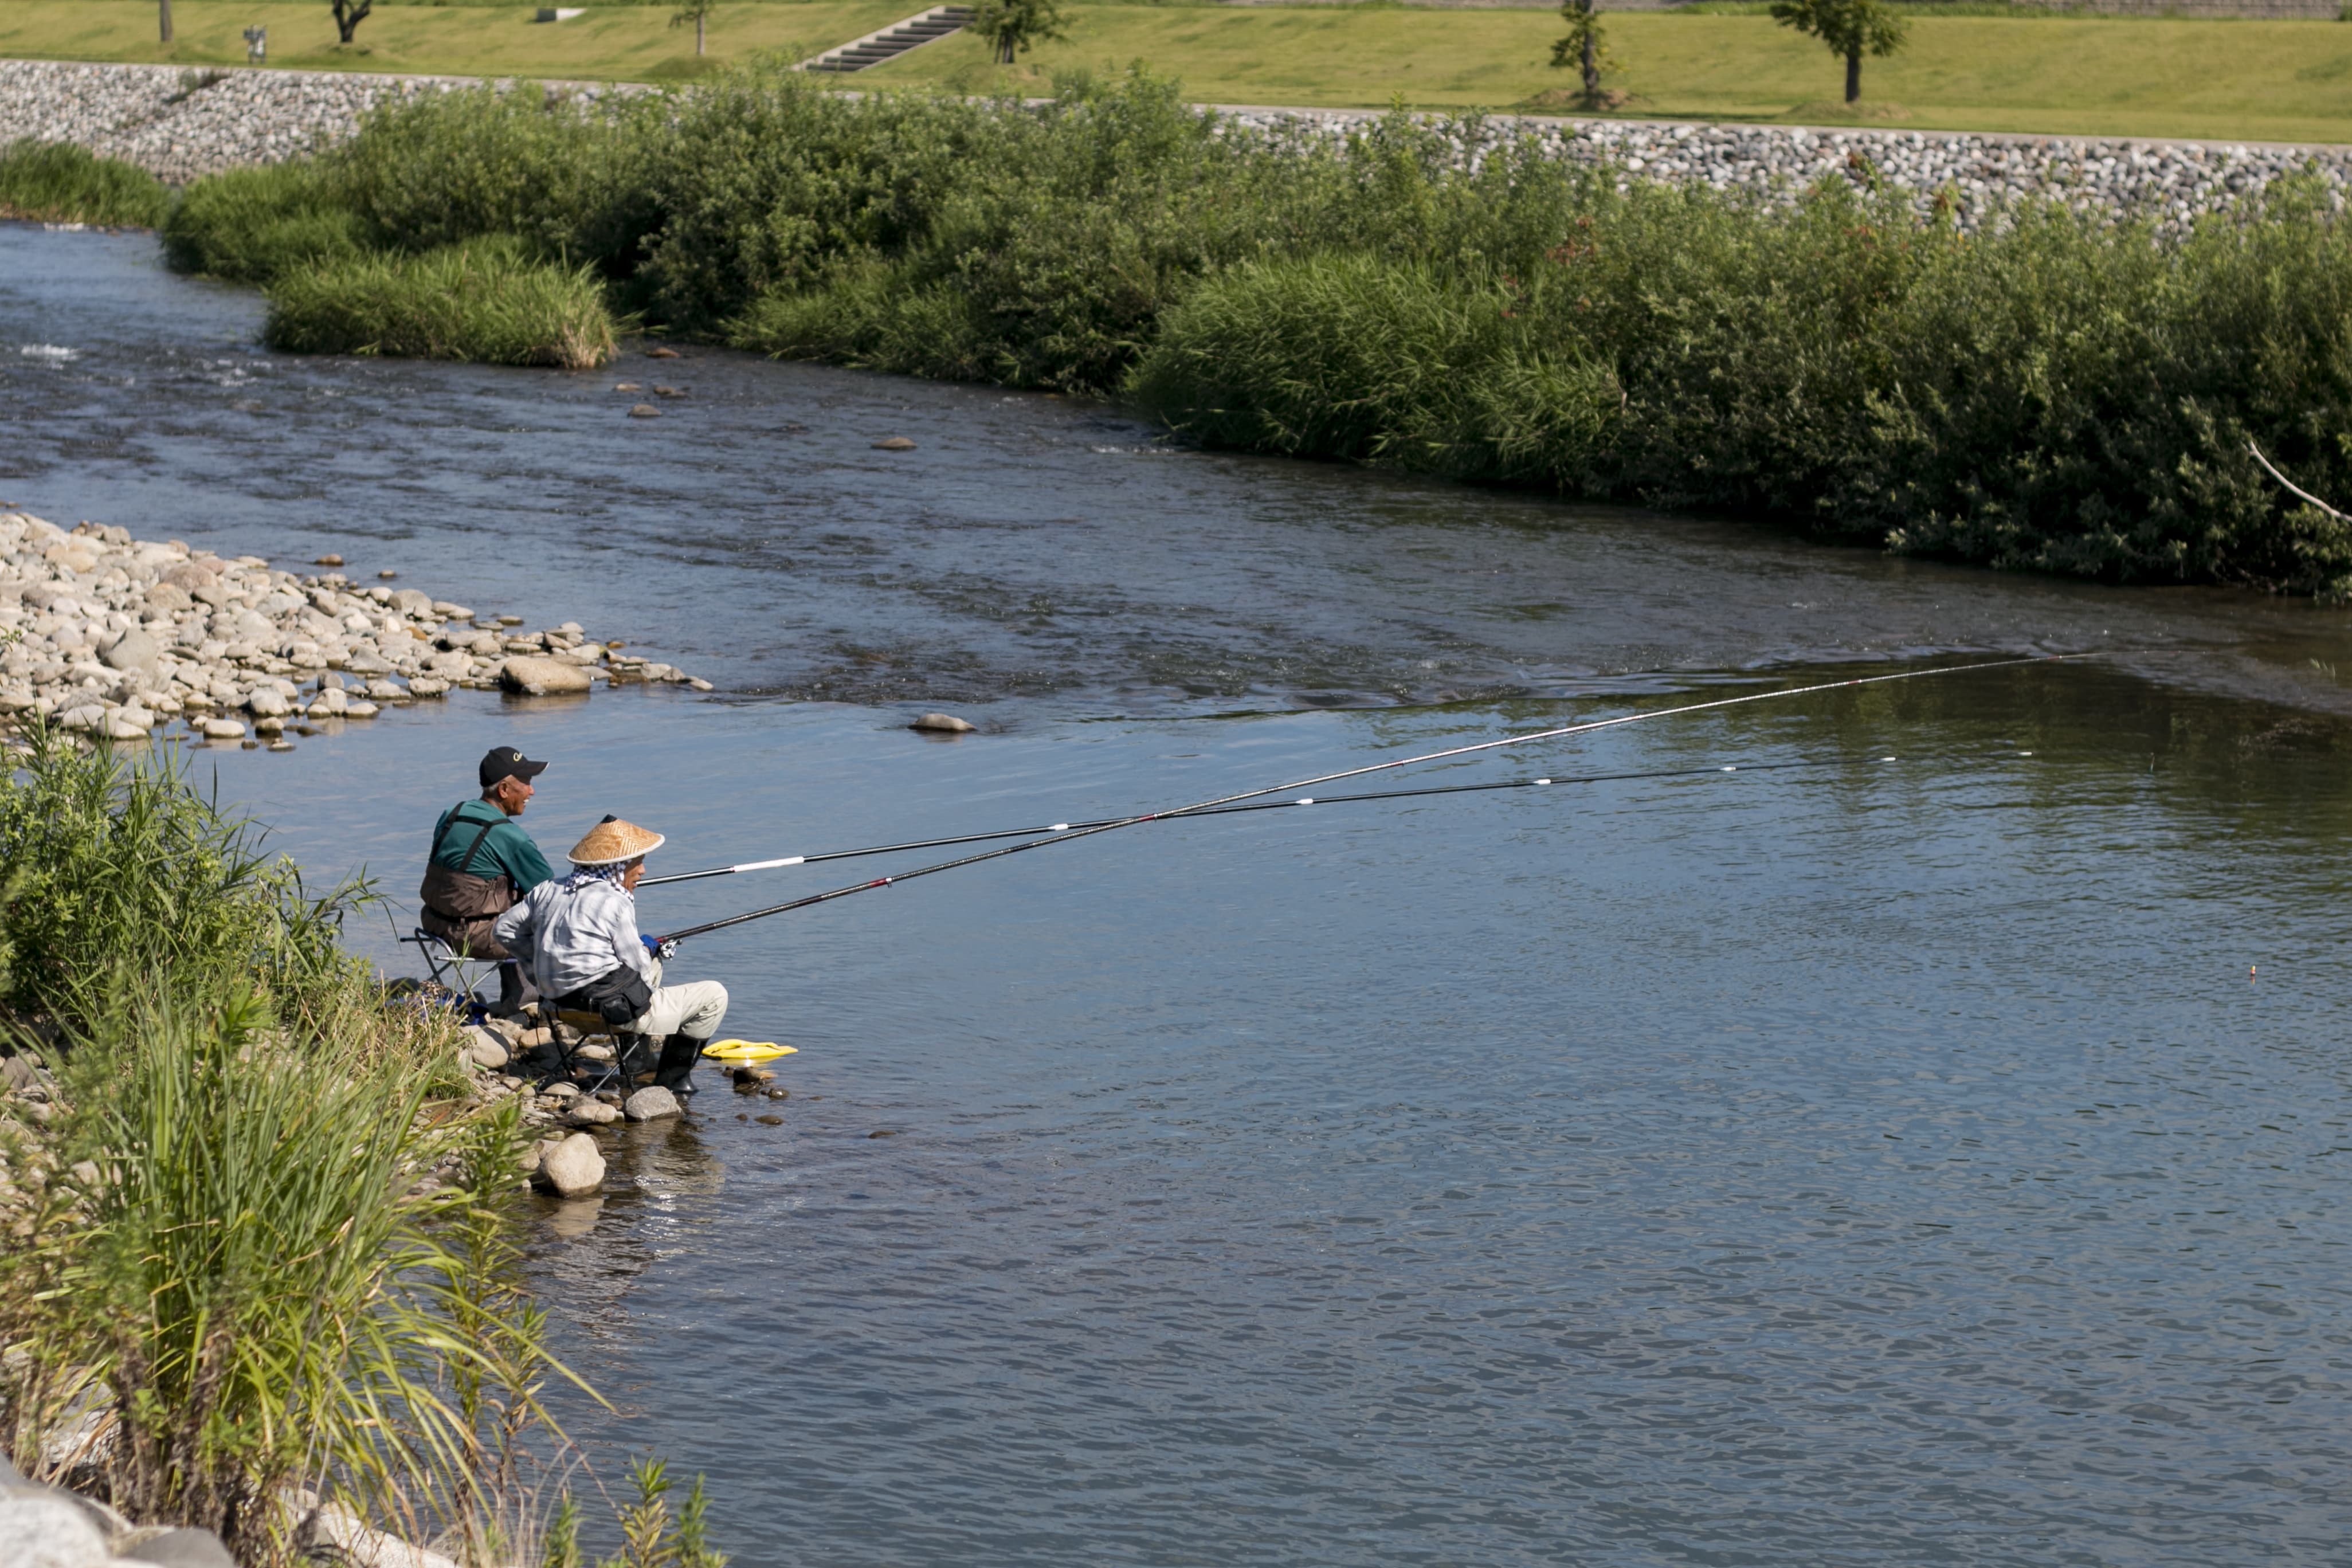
[641,935,661,954]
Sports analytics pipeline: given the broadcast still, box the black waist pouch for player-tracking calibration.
[559,964,653,1029]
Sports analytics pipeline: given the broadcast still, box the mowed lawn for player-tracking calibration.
[4,1,2351,142]
[0,0,912,80]
[877,10,2352,144]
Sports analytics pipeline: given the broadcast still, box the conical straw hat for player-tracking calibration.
[569,815,665,865]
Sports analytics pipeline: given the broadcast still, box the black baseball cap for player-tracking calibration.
[479,747,549,789]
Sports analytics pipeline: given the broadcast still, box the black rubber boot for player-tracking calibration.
[652,1033,703,1096]
[489,962,527,1020]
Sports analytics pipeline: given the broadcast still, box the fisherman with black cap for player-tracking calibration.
[419,746,556,1018]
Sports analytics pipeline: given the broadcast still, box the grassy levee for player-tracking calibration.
[874,10,2352,143]
[0,734,720,1568]
[11,3,2352,140]
[0,0,912,82]
[0,139,169,225]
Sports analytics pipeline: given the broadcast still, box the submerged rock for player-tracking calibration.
[872,436,917,451]
[911,712,975,733]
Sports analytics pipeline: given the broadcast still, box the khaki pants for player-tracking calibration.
[633,978,728,1041]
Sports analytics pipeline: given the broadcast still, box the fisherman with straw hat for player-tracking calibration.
[493,814,727,1097]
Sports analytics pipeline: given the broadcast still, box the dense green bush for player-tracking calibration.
[264,236,618,368]
[161,64,2352,591]
[0,140,168,228]
[161,159,363,283]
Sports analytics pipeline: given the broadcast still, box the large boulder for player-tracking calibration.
[532,1132,605,1197]
[296,1502,462,1568]
[0,1495,111,1568]
[500,657,594,697]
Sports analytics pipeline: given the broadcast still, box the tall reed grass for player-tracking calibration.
[0,140,168,228]
[0,736,717,1567]
[264,237,617,369]
[155,64,2352,592]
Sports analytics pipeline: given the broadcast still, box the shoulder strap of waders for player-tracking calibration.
[431,803,504,877]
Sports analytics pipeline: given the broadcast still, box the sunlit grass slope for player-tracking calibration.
[873,10,2352,143]
[0,0,911,80]
[5,3,2352,140]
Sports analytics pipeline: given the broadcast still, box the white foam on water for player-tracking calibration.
[19,343,77,362]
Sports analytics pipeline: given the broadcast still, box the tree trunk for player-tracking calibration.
[696,12,705,54]
[996,33,1014,64]
[159,0,173,44]
[1844,46,1860,104]
[1582,28,1597,95]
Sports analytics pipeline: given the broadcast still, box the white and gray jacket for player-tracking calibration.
[493,871,658,1003]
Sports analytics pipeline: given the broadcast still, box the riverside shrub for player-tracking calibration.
[161,160,363,283]
[264,236,618,368]
[167,64,2352,591]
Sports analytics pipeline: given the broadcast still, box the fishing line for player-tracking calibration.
[654,652,2093,945]
[642,758,1855,888]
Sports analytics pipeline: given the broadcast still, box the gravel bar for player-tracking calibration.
[0,512,705,752]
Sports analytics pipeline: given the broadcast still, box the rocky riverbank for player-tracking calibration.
[3,56,2346,220]
[0,511,708,752]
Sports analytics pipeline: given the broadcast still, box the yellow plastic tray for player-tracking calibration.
[701,1039,797,1061]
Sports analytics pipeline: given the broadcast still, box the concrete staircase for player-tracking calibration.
[801,6,975,73]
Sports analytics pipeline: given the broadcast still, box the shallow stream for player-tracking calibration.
[9,224,2352,1566]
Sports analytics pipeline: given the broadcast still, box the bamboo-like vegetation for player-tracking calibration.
[0,733,722,1568]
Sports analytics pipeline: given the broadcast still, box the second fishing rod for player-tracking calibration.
[652,653,2091,946]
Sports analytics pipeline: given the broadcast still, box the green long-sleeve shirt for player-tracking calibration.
[429,799,555,895]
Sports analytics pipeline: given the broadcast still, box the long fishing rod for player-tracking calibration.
[640,757,1857,888]
[654,652,2092,946]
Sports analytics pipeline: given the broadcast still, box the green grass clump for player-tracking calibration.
[162,159,363,283]
[0,727,362,1020]
[0,140,168,227]
[263,236,618,368]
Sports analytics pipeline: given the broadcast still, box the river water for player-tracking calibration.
[9,224,2352,1566]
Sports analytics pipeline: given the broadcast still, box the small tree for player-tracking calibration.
[1548,0,1613,104]
[970,0,1065,66]
[159,0,172,44]
[1769,0,1906,105]
[672,0,711,57]
[330,0,371,45]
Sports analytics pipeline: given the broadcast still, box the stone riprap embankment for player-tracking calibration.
[1220,107,2352,227]
[4,56,2346,217]
[0,59,462,186]
[0,512,707,751]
